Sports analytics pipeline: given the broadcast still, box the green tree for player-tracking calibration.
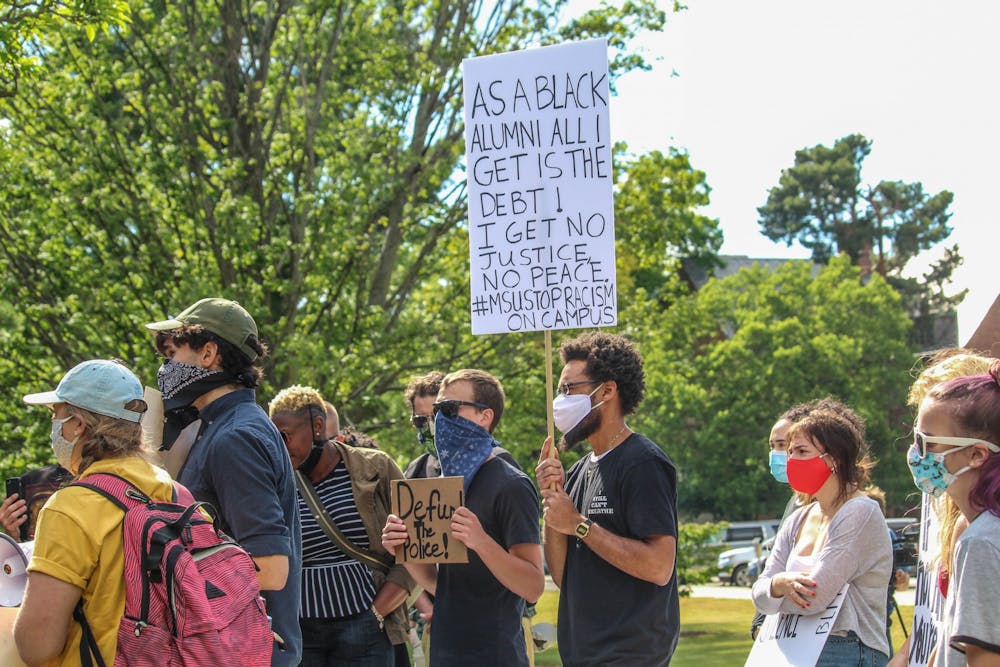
[0,0,722,476]
[0,0,130,97]
[757,134,963,346]
[634,256,916,519]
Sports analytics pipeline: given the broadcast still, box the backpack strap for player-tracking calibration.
[73,599,108,667]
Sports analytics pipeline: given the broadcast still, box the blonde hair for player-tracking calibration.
[68,400,149,476]
[908,349,994,572]
[268,384,325,416]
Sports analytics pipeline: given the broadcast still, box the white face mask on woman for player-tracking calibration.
[552,385,605,435]
[50,415,80,470]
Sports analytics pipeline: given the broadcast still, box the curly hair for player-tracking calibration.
[155,325,267,388]
[559,331,645,415]
[68,400,150,476]
[268,384,326,417]
[404,371,445,411]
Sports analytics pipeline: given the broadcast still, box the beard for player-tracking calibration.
[562,406,603,449]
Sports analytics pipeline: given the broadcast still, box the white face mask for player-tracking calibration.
[50,415,80,471]
[552,386,604,434]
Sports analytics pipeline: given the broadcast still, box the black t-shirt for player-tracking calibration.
[430,456,540,667]
[558,433,679,667]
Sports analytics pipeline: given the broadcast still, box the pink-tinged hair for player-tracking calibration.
[928,359,1000,516]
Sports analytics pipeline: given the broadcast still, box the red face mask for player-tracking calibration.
[786,454,833,495]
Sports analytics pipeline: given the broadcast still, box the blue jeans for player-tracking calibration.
[299,611,394,667]
[816,632,888,667]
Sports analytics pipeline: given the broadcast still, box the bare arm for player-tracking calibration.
[886,636,911,667]
[966,645,1000,666]
[540,484,673,586]
[536,438,568,587]
[372,581,409,618]
[451,507,545,603]
[254,554,289,591]
[15,571,81,666]
[542,523,569,588]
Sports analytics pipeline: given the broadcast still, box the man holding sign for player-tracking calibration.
[382,369,544,667]
[535,332,679,666]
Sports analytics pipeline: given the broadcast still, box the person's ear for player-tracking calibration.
[312,414,326,439]
[198,341,221,369]
[478,407,494,431]
[599,380,618,401]
[969,443,993,468]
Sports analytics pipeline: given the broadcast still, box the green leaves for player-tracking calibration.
[757,134,960,344]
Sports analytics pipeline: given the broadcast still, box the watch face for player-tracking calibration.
[575,521,590,538]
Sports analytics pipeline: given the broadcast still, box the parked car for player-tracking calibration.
[715,521,780,586]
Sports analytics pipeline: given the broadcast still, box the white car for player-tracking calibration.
[715,521,780,586]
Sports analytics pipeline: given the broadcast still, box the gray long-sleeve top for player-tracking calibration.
[751,495,892,657]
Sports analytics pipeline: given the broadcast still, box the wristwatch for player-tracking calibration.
[575,518,594,539]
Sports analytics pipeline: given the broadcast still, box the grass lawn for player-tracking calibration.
[533,589,914,666]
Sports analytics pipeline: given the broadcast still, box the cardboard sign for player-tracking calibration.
[744,583,849,667]
[462,38,617,334]
[391,477,467,564]
[907,494,946,666]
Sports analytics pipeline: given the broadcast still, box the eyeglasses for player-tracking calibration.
[556,380,602,396]
[913,430,1000,458]
[432,399,489,418]
[410,414,430,430]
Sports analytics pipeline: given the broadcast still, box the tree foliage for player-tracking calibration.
[632,256,917,519]
[0,0,130,97]
[0,0,721,476]
[757,134,963,342]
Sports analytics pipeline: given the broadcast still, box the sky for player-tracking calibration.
[583,0,999,343]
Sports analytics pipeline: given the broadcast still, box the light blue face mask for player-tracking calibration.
[768,450,788,484]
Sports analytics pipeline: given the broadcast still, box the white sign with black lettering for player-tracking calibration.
[908,494,945,667]
[462,38,617,335]
[744,583,849,667]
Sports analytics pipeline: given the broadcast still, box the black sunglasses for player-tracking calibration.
[432,399,489,418]
[410,414,430,430]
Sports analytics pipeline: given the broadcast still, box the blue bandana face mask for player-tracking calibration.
[434,411,495,491]
[768,450,788,484]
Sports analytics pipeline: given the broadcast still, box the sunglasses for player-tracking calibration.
[410,414,431,430]
[556,380,603,396]
[913,430,1000,457]
[432,399,489,418]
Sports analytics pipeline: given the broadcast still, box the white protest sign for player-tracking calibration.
[907,494,945,666]
[744,583,849,667]
[462,38,617,335]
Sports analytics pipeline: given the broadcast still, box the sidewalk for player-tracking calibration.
[689,583,915,606]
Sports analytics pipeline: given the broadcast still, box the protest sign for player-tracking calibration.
[744,583,849,667]
[907,494,945,666]
[463,38,617,335]
[391,477,467,564]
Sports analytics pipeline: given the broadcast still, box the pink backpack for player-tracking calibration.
[71,473,273,667]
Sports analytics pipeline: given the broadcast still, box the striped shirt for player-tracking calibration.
[298,461,375,619]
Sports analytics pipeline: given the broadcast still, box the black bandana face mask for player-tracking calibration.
[157,359,234,449]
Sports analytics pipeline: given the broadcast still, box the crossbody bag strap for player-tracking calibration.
[294,470,394,573]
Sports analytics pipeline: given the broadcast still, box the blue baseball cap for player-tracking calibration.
[23,360,145,422]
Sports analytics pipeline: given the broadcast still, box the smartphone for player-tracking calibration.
[4,477,29,541]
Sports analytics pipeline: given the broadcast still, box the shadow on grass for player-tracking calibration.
[532,590,914,667]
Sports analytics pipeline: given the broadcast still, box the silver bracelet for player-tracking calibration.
[370,604,385,630]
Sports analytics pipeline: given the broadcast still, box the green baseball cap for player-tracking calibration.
[24,359,145,422]
[145,297,260,362]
